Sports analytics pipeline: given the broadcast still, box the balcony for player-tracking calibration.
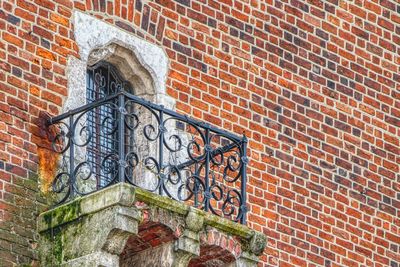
[47,89,248,224]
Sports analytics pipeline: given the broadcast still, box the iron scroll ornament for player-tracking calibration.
[48,63,248,224]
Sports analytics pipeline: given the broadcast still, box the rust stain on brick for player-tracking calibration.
[33,111,60,194]
[37,147,59,193]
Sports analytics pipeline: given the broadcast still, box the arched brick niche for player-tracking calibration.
[189,245,236,267]
[120,204,186,266]
[188,228,242,267]
[120,222,178,267]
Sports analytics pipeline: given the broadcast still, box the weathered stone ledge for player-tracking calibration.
[38,184,136,232]
[39,183,257,239]
[38,183,266,266]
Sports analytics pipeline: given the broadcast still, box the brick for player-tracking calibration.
[50,13,69,27]
[172,42,191,56]
[187,9,207,24]
[3,32,23,48]
[7,55,29,70]
[0,1,399,266]
[219,71,237,84]
[378,17,394,31]
[36,47,56,60]
[385,116,400,127]
[225,16,244,30]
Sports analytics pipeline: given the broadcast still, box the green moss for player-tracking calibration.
[52,227,64,264]
[40,226,64,265]
[135,187,253,238]
[205,213,253,239]
[135,187,189,215]
[42,198,82,229]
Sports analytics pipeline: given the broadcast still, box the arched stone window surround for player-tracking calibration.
[64,11,174,113]
[61,11,175,194]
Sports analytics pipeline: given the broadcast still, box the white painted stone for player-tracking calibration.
[73,11,168,94]
[65,10,171,112]
[64,56,86,112]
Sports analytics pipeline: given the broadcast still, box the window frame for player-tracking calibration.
[86,61,134,188]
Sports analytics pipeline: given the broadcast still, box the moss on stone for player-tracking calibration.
[135,187,189,215]
[204,213,253,239]
[37,183,266,266]
[52,227,64,264]
[135,187,253,239]
[39,183,136,232]
[41,198,82,229]
[40,226,64,265]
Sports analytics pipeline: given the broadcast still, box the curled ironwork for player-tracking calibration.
[47,63,248,224]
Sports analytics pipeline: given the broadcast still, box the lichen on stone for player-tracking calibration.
[41,197,82,229]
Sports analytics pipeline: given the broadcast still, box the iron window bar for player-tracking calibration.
[48,89,248,224]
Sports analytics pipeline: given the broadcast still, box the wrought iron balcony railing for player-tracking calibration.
[48,90,248,224]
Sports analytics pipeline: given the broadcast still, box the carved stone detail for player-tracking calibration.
[65,11,173,113]
[38,184,266,267]
[173,207,205,266]
[185,207,204,233]
[236,231,267,266]
[249,231,267,256]
[38,184,141,266]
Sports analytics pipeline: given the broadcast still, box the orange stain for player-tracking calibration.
[37,147,60,193]
[31,111,61,194]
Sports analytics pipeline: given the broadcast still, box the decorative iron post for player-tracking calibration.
[204,127,211,212]
[118,92,126,183]
[158,107,165,195]
[69,115,75,199]
[240,134,248,225]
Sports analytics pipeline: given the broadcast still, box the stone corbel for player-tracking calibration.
[173,207,204,266]
[236,231,267,267]
[38,184,142,267]
[39,183,267,266]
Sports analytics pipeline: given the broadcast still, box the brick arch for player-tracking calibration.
[119,206,186,266]
[188,228,242,267]
[120,222,176,263]
[139,203,186,237]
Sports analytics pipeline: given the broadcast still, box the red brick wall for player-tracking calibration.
[0,0,399,266]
